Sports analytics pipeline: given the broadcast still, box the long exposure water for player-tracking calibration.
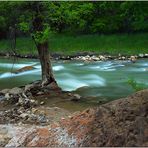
[0,57,148,108]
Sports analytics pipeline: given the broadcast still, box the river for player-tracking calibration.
[0,57,148,106]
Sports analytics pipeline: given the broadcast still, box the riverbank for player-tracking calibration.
[0,89,147,147]
[0,33,148,56]
[0,51,148,62]
[0,80,84,125]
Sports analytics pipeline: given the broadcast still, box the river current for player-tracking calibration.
[0,57,148,102]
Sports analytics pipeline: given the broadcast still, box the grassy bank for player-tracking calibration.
[0,33,148,56]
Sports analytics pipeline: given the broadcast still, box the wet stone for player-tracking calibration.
[38,114,47,123]
[0,95,5,100]
[40,101,45,105]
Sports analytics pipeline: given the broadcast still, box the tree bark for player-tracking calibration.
[37,42,56,86]
[32,3,58,87]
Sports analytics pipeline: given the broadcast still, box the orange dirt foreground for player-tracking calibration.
[0,89,148,147]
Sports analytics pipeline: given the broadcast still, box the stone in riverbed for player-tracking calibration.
[0,95,5,100]
[31,108,38,114]
[30,99,35,103]
[121,56,126,60]
[40,101,45,105]
[71,94,81,101]
[4,93,11,100]
[138,53,144,58]
[20,113,29,119]
[0,89,10,94]
[18,97,24,104]
[99,55,106,60]
[130,56,137,62]
[37,91,44,95]
[9,87,23,95]
[38,114,47,123]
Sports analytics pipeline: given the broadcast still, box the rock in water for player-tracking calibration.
[13,66,36,74]
[130,56,137,62]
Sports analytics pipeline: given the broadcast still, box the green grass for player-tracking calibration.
[0,33,148,56]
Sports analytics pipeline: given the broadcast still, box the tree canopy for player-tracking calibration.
[0,1,148,39]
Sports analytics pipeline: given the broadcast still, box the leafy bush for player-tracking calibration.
[128,79,146,91]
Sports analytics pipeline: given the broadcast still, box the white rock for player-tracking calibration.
[32,108,38,114]
[130,56,137,62]
[5,93,10,99]
[0,89,10,94]
[139,53,144,58]
[18,97,24,104]
[99,55,106,60]
[40,101,45,105]
[30,99,35,103]
[73,94,81,99]
[9,87,23,95]
[20,113,28,118]
[122,56,126,60]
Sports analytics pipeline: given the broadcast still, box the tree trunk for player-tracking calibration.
[37,42,57,86]
[31,3,59,87]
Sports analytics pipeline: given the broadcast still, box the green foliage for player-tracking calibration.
[128,79,146,91]
[0,1,148,39]
[19,22,30,32]
[0,16,6,29]
[32,26,50,44]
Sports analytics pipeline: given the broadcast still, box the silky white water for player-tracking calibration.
[0,57,148,100]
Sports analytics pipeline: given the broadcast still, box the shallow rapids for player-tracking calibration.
[0,57,148,100]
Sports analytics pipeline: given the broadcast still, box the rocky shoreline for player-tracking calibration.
[0,80,82,125]
[0,89,147,147]
[0,52,148,62]
[0,52,148,146]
